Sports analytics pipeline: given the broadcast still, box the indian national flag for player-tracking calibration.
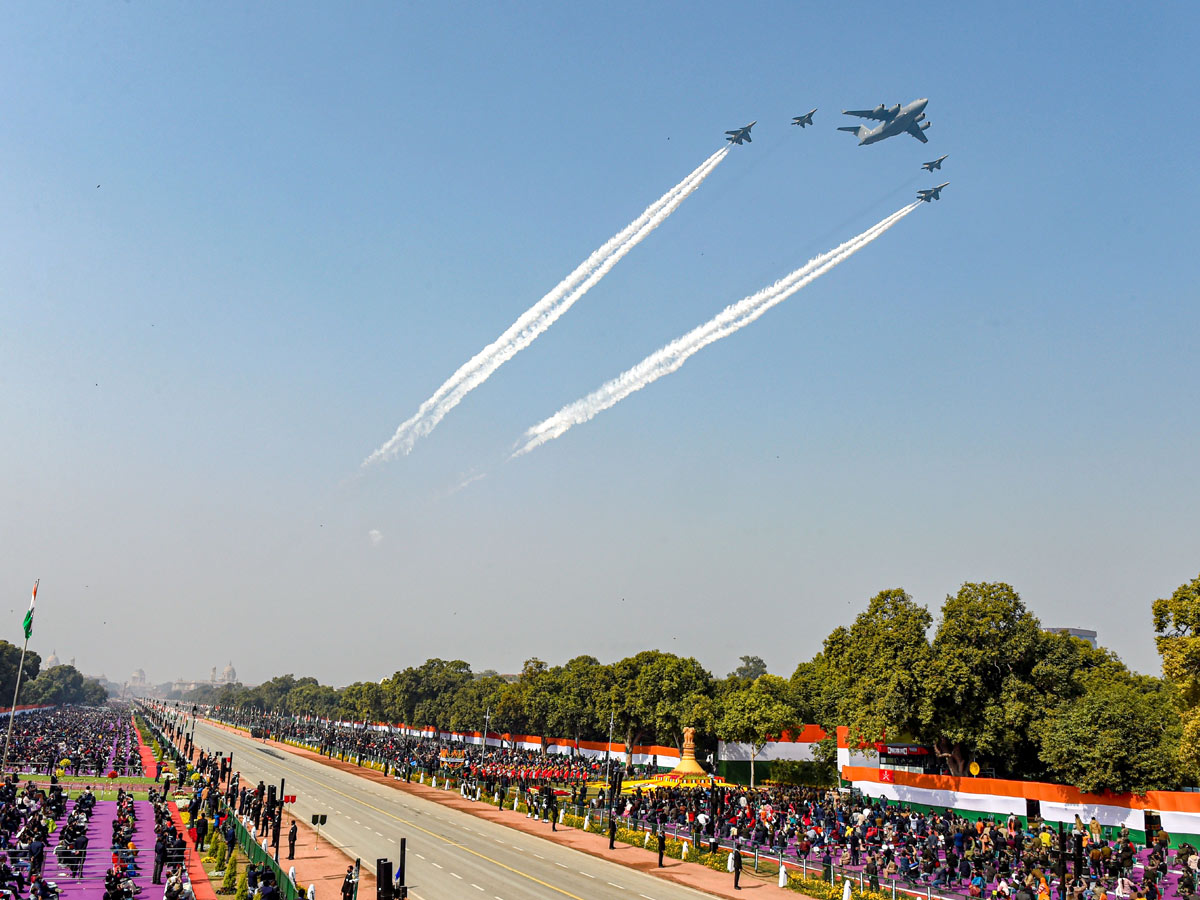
[22,581,37,641]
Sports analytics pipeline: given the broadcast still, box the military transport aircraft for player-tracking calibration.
[917,182,950,202]
[791,109,817,128]
[922,155,948,171]
[838,98,931,145]
[725,122,756,144]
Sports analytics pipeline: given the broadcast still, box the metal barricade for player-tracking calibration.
[223,809,300,900]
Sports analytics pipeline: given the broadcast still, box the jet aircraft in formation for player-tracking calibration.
[723,102,950,204]
[838,98,931,145]
[917,182,949,202]
[724,121,756,144]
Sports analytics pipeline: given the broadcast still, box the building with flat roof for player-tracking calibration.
[1045,627,1098,648]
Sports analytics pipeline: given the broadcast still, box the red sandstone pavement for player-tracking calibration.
[279,807,378,900]
[134,721,158,778]
[205,721,795,899]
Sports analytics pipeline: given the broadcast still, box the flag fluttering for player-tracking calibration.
[22,581,37,641]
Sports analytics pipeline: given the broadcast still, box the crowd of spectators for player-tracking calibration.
[597,783,1198,900]
[4,708,142,777]
[235,714,1200,900]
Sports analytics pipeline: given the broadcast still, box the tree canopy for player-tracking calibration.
[187,574,1200,794]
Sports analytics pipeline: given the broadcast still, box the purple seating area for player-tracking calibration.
[29,799,161,900]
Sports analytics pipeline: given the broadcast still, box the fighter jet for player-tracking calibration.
[791,109,817,128]
[921,155,948,172]
[725,122,756,145]
[916,182,949,202]
[838,98,931,145]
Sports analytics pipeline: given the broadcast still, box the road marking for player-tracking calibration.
[387,838,396,843]
[494,839,504,844]
[431,862,441,869]
[194,724,589,900]
[451,872,462,880]
[470,885,484,892]
[579,872,594,878]
[607,883,624,889]
[415,854,425,860]
[640,895,657,900]
[374,831,383,836]
[555,863,568,868]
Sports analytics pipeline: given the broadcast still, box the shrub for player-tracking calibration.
[782,871,894,900]
[219,854,239,894]
[234,869,249,900]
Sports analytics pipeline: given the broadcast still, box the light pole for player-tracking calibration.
[605,707,616,813]
[604,708,615,772]
[482,707,491,754]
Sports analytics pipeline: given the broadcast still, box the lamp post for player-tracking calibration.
[273,776,285,863]
[605,707,616,813]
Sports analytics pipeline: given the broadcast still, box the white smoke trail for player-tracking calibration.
[512,202,921,457]
[364,147,730,465]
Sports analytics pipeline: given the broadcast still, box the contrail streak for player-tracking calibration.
[364,147,730,465]
[512,202,921,457]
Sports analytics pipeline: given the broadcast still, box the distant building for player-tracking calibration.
[44,650,60,668]
[1046,627,1098,648]
[167,661,241,695]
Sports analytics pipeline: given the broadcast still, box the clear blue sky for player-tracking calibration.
[2,1,1197,687]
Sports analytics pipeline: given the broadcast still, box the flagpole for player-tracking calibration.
[2,579,36,774]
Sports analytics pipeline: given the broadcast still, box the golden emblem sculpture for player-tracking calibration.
[672,726,706,776]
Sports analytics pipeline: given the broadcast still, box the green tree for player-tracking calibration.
[0,643,40,704]
[490,680,529,747]
[1039,671,1181,794]
[1153,574,1200,778]
[918,582,1098,778]
[728,655,768,682]
[411,659,473,730]
[548,655,609,747]
[338,681,385,722]
[21,664,106,706]
[795,588,931,768]
[518,658,556,752]
[447,674,507,735]
[285,681,342,718]
[718,675,799,788]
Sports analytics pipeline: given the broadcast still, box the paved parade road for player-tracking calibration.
[191,720,716,900]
